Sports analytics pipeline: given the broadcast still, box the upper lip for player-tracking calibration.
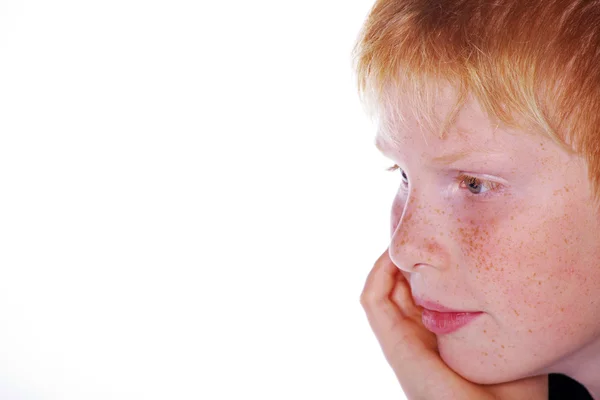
[413,296,481,313]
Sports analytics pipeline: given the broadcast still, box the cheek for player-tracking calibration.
[448,205,562,312]
[457,200,600,332]
[450,206,505,276]
[506,205,600,322]
[439,207,599,382]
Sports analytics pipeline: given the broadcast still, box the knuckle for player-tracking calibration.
[360,289,380,308]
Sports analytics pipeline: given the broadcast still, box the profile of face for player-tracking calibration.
[377,85,600,384]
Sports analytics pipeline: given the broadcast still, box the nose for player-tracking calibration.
[389,190,449,273]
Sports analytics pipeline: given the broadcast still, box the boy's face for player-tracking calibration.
[377,85,600,384]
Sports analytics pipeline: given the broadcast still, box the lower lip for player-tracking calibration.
[421,309,483,335]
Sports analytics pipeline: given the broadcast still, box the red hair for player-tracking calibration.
[354,0,600,195]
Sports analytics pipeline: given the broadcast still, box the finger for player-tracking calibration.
[390,277,439,353]
[361,255,498,400]
[360,249,410,347]
[390,273,422,321]
[361,250,436,363]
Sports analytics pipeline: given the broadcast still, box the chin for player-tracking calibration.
[438,342,523,385]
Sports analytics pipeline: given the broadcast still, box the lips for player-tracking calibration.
[414,297,483,335]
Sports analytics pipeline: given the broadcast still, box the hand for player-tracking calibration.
[360,249,548,400]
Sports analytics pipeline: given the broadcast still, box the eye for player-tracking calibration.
[387,164,409,186]
[458,174,499,195]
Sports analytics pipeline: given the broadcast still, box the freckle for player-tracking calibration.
[513,309,520,316]
[501,345,505,349]
[528,329,533,333]
[492,339,495,342]
[483,330,487,333]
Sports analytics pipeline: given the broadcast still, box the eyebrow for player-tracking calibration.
[374,136,389,154]
[375,134,403,156]
[431,149,502,164]
[375,135,504,165]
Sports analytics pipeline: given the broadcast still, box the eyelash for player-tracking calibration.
[386,164,502,197]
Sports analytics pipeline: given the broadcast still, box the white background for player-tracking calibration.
[0,1,407,399]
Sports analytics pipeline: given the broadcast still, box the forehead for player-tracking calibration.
[375,97,585,189]
[375,87,534,162]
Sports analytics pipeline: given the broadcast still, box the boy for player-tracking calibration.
[355,0,600,398]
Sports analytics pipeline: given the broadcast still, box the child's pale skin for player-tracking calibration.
[364,84,600,398]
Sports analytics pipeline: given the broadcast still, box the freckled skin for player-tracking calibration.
[381,86,600,385]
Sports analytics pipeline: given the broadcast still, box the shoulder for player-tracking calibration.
[549,374,593,400]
